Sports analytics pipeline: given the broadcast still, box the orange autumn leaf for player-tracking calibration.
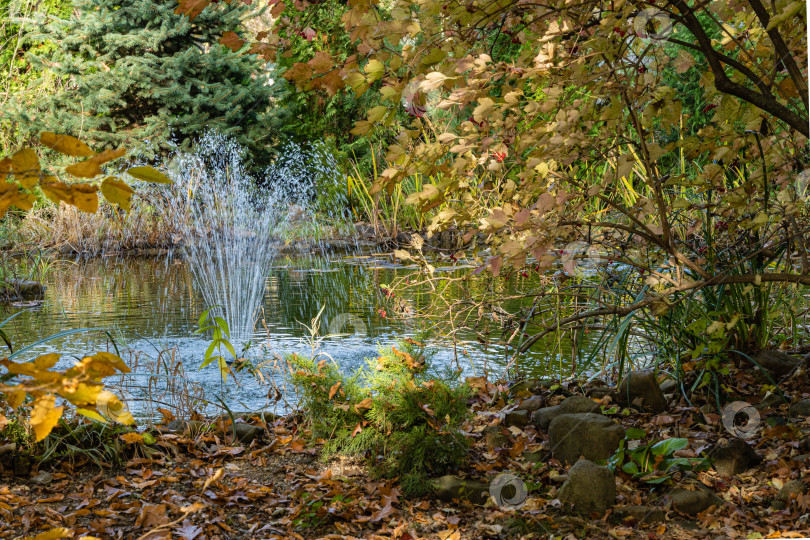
[120,432,144,444]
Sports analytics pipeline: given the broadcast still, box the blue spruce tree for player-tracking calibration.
[12,0,276,160]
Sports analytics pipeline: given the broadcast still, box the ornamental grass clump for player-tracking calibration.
[287,338,471,497]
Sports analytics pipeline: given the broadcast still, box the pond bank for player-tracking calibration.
[1,361,808,539]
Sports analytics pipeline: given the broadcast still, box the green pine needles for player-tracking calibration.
[11,0,276,160]
[287,338,471,497]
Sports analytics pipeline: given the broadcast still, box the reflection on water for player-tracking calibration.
[1,253,582,414]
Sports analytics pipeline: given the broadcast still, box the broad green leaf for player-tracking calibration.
[650,437,689,457]
[213,316,230,338]
[625,427,646,439]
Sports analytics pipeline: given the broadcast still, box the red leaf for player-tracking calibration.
[174,0,210,19]
[219,31,245,52]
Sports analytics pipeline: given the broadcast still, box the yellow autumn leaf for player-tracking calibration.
[60,382,102,406]
[27,528,70,540]
[88,351,132,374]
[100,177,135,212]
[64,148,126,178]
[75,408,108,423]
[5,385,26,408]
[0,187,37,218]
[33,353,60,370]
[10,148,40,189]
[40,180,99,213]
[364,59,384,82]
[30,395,64,441]
[40,132,94,157]
[126,166,171,184]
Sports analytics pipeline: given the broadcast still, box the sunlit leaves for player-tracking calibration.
[41,180,99,213]
[100,177,135,212]
[9,149,40,189]
[219,31,245,52]
[0,133,170,219]
[126,166,171,184]
[64,148,126,178]
[39,132,94,157]
[175,0,210,19]
[30,395,63,442]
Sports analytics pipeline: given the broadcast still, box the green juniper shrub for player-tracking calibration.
[287,338,471,497]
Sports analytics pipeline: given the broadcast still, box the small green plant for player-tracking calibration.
[606,429,709,484]
[287,325,471,497]
[195,306,237,387]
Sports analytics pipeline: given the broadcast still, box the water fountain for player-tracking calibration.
[166,133,347,350]
[167,133,280,347]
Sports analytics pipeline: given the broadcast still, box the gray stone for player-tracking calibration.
[504,409,529,428]
[230,423,264,444]
[484,426,509,449]
[617,371,668,412]
[510,378,553,397]
[354,223,376,239]
[3,279,46,300]
[532,395,601,431]
[0,442,16,455]
[587,387,614,399]
[517,395,544,412]
[558,460,615,514]
[790,399,810,418]
[755,392,788,411]
[548,413,625,464]
[753,350,802,376]
[708,439,761,477]
[433,475,490,504]
[669,487,723,514]
[164,419,207,436]
[613,505,665,524]
[522,450,545,463]
[30,471,53,485]
[776,480,806,502]
[659,379,677,394]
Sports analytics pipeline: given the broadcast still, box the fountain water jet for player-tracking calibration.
[168,133,279,346]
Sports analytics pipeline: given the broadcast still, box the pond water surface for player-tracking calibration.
[1,251,586,417]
